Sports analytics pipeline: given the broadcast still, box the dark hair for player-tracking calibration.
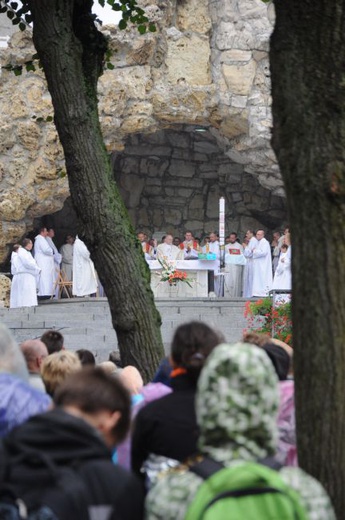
[261,342,290,381]
[22,238,32,248]
[230,232,238,237]
[41,330,64,354]
[171,322,222,383]
[76,349,96,366]
[39,226,47,233]
[54,367,131,443]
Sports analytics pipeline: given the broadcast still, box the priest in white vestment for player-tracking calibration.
[34,227,55,299]
[60,234,75,281]
[272,244,292,304]
[242,231,258,298]
[72,236,98,297]
[157,234,182,261]
[10,239,41,308]
[46,228,62,299]
[251,230,273,297]
[202,232,221,296]
[224,233,246,297]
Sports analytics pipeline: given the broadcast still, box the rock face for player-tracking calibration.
[0,274,11,307]
[0,0,284,263]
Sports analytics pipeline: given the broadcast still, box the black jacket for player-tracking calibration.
[131,374,199,477]
[0,408,144,520]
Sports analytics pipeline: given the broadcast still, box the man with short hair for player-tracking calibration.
[0,368,144,519]
[180,231,200,259]
[224,232,245,297]
[252,229,273,297]
[34,227,55,300]
[138,232,156,261]
[157,234,182,261]
[20,339,48,393]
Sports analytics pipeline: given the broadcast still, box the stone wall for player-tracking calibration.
[113,128,286,238]
[0,0,283,263]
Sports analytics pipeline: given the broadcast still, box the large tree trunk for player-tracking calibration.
[270,1,345,516]
[28,0,164,380]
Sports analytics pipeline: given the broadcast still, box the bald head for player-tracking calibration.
[20,339,48,373]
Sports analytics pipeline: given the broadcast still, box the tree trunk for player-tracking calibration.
[28,0,164,381]
[270,1,345,516]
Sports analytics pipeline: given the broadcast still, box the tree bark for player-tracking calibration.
[28,0,164,380]
[270,1,345,516]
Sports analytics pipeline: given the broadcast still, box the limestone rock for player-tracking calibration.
[0,0,283,262]
[0,275,11,307]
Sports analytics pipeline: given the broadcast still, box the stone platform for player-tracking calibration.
[0,297,248,362]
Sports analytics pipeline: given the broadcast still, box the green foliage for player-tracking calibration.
[244,297,293,345]
[2,52,41,76]
[105,0,156,34]
[0,0,156,76]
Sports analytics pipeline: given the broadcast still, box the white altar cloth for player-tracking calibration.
[148,259,218,298]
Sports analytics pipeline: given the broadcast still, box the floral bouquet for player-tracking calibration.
[157,258,193,287]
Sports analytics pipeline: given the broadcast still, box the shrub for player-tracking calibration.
[244,297,292,345]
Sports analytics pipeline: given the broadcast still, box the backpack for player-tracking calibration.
[185,457,309,520]
[0,445,90,520]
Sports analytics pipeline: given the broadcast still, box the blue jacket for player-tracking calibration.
[0,373,51,437]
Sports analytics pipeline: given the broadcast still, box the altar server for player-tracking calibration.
[243,230,257,298]
[60,234,75,281]
[224,233,246,297]
[252,230,273,297]
[10,239,41,308]
[34,227,55,300]
[72,236,98,297]
[46,228,62,299]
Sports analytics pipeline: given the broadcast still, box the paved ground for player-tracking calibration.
[0,297,248,361]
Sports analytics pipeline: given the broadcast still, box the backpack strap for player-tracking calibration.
[258,457,283,471]
[189,456,224,480]
[189,455,282,481]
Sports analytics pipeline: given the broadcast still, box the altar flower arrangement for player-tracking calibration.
[157,258,193,287]
[244,297,292,345]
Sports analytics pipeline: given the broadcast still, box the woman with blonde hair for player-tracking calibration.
[41,351,81,397]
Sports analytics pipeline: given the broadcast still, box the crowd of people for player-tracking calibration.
[10,227,98,308]
[9,225,291,308]
[0,322,335,519]
[138,227,292,299]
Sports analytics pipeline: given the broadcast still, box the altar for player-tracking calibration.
[148,259,218,298]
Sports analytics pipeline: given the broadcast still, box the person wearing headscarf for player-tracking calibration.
[145,343,335,520]
[131,322,222,488]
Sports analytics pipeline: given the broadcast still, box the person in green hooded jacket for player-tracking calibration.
[145,342,335,520]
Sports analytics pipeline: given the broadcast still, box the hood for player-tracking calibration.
[0,373,51,438]
[3,408,111,466]
[197,343,279,464]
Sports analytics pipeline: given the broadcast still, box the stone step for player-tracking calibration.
[2,298,248,361]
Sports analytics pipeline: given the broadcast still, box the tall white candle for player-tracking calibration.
[219,196,225,246]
